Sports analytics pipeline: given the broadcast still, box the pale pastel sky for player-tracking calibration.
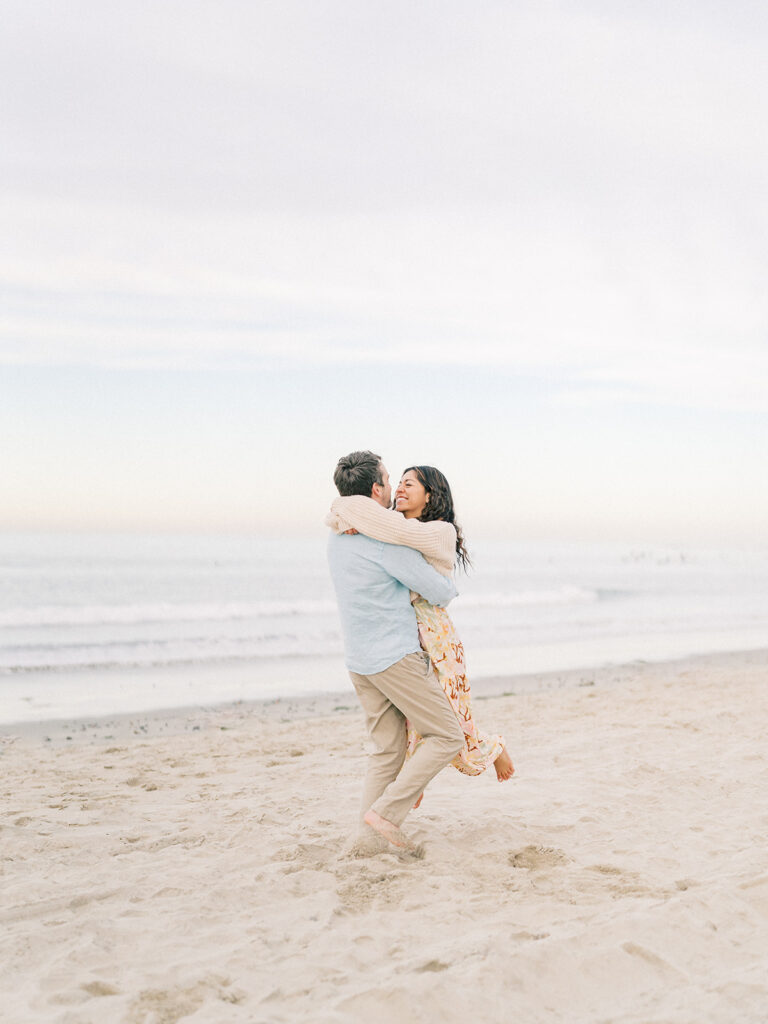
[2,1,767,543]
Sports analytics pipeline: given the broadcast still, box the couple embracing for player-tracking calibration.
[326,450,513,853]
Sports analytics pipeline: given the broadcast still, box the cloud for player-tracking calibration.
[3,194,767,415]
[3,1,767,207]
[1,1,767,416]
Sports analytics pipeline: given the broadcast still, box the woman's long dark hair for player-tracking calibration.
[402,465,471,572]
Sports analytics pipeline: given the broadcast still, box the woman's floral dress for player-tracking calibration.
[407,597,505,775]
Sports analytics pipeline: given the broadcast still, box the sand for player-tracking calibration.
[2,649,767,1024]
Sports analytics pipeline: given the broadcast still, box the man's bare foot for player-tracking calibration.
[364,809,418,851]
[413,793,424,809]
[494,746,515,781]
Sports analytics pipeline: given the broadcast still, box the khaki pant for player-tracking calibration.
[349,651,464,827]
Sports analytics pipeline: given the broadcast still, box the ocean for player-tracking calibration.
[1,531,766,723]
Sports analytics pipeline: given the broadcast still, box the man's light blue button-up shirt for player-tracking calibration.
[327,532,458,675]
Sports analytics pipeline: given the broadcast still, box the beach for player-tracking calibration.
[2,648,768,1024]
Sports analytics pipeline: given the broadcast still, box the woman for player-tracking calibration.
[326,465,514,784]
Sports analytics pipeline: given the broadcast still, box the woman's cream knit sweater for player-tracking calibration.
[325,496,456,577]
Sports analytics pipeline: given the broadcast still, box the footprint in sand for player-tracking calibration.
[414,959,451,973]
[81,981,120,997]
[508,845,569,869]
[126,976,244,1022]
[586,863,669,899]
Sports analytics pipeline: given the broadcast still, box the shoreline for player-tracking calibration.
[4,621,767,728]
[3,646,765,746]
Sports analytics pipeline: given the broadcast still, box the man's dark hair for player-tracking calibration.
[334,451,383,496]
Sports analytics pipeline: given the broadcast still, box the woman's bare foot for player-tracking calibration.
[413,793,424,809]
[494,746,515,781]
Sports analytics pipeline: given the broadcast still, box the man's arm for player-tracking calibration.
[378,543,458,607]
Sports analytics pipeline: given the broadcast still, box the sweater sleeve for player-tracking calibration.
[325,495,456,576]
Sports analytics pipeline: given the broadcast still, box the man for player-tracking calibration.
[327,450,464,851]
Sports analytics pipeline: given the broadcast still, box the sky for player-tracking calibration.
[2,0,767,544]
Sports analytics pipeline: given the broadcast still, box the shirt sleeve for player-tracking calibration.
[327,496,456,575]
[378,543,458,607]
